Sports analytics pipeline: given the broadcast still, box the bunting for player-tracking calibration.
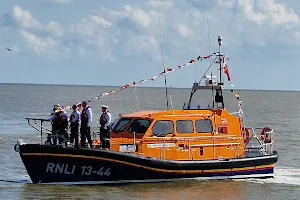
[87,53,214,102]
[222,55,244,118]
[77,52,244,119]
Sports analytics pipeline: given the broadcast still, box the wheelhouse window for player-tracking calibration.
[110,117,120,130]
[112,118,131,133]
[128,119,152,134]
[152,120,174,137]
[196,119,213,133]
[176,120,194,133]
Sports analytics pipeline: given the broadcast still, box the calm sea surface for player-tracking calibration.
[0,83,300,200]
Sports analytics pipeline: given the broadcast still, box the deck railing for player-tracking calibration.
[144,128,274,160]
[145,135,242,160]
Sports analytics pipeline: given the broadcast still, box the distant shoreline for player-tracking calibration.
[0,82,299,92]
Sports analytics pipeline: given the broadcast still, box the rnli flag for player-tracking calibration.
[197,56,202,61]
[223,66,231,81]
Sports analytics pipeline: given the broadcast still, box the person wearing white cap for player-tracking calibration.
[99,105,112,149]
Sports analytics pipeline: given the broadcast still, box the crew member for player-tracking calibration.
[99,105,111,149]
[50,104,60,115]
[58,108,69,144]
[48,107,68,145]
[48,109,60,144]
[69,104,80,148]
[80,101,93,148]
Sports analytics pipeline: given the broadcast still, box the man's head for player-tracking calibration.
[72,104,77,110]
[102,105,108,112]
[53,104,60,110]
[82,101,87,108]
[55,109,61,116]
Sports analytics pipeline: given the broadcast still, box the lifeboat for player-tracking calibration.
[14,36,278,184]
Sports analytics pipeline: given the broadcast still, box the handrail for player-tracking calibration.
[190,142,241,147]
[25,117,50,122]
[146,135,242,140]
[26,117,52,144]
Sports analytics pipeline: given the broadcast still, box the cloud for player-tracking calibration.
[5,0,300,61]
[2,5,64,38]
[125,35,161,60]
[12,5,42,29]
[238,0,299,25]
[120,5,151,28]
[46,21,64,36]
[19,30,57,54]
[68,15,116,61]
[177,24,192,38]
[36,0,72,4]
[145,1,174,9]
[89,15,112,28]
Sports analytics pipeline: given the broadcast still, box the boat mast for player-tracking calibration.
[218,36,222,85]
[157,7,169,110]
[218,36,224,109]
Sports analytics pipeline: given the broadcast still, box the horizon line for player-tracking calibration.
[0,82,299,92]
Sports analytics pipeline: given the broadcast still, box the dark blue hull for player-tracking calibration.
[18,144,278,184]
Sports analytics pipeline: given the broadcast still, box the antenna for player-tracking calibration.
[207,17,214,109]
[169,95,174,115]
[218,36,222,84]
[194,53,197,83]
[157,7,169,110]
[134,83,139,113]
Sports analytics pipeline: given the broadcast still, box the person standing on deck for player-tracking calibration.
[48,109,60,144]
[48,108,68,145]
[99,105,112,150]
[80,101,93,148]
[58,108,69,144]
[69,104,80,148]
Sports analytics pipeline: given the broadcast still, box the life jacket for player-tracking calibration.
[81,106,90,124]
[60,113,68,122]
[59,113,68,128]
[70,110,78,122]
[100,112,107,126]
[52,114,60,130]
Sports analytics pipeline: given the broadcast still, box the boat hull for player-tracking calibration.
[18,144,278,184]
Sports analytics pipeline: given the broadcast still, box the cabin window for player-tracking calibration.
[152,120,174,137]
[112,118,131,133]
[196,119,213,133]
[176,120,194,133]
[128,119,152,134]
[110,117,120,130]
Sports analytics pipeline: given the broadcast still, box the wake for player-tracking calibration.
[243,167,300,186]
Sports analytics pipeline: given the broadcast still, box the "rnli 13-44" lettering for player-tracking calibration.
[81,166,111,176]
[45,163,111,177]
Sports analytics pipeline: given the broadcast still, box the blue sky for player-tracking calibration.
[1,0,300,90]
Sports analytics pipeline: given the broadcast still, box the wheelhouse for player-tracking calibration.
[108,109,245,161]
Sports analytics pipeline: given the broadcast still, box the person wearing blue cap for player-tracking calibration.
[99,105,111,149]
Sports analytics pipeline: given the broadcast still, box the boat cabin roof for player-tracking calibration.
[121,109,222,119]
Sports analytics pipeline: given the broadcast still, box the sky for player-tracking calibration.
[1,0,300,90]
